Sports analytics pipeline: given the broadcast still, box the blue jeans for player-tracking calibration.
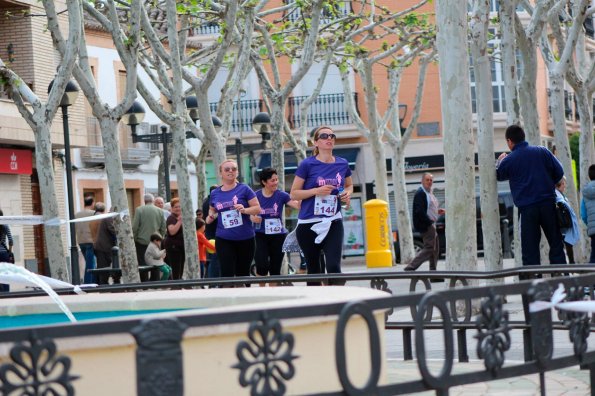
[80,243,96,284]
[519,200,566,266]
[207,253,220,278]
[0,250,10,292]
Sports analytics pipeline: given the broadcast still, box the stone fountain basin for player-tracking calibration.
[0,286,388,395]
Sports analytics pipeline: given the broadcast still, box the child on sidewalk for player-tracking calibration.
[144,233,172,280]
[196,218,215,278]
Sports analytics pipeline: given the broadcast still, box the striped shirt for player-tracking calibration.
[0,224,13,254]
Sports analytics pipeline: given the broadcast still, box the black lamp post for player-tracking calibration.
[230,111,272,182]
[48,79,80,284]
[125,97,211,201]
[399,104,408,134]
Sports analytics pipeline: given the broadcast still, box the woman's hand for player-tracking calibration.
[339,190,351,206]
[251,215,263,224]
[317,185,335,196]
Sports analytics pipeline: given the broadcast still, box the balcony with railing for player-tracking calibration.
[81,117,151,166]
[285,0,352,24]
[209,99,265,133]
[209,92,358,132]
[287,92,358,129]
[190,21,220,36]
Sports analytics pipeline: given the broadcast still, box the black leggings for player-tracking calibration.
[166,245,185,280]
[216,236,256,277]
[254,233,286,276]
[296,220,343,285]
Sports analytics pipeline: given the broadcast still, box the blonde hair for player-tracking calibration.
[310,125,334,156]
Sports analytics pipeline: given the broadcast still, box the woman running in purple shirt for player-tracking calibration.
[290,126,353,285]
[251,168,300,278]
[206,159,261,279]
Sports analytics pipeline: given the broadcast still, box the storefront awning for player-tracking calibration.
[257,148,359,174]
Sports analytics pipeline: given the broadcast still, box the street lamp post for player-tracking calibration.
[227,112,272,181]
[48,79,80,284]
[125,97,216,201]
[399,104,408,134]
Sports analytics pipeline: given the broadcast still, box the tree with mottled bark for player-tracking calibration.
[250,0,326,191]
[470,0,502,273]
[64,0,144,283]
[514,0,554,144]
[336,3,435,264]
[436,0,477,270]
[0,0,82,282]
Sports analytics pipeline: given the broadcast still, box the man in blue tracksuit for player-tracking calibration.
[496,125,566,267]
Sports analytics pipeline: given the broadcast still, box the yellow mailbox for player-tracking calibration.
[364,199,393,268]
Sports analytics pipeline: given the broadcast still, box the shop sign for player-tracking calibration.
[0,148,33,175]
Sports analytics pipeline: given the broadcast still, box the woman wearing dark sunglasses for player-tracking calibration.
[290,126,353,285]
[206,159,261,280]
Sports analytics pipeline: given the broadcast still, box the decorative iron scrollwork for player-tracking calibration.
[561,283,590,359]
[476,292,511,375]
[0,333,78,395]
[370,278,394,319]
[233,314,299,396]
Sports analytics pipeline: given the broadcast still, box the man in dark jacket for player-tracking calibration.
[405,173,444,272]
[496,124,566,266]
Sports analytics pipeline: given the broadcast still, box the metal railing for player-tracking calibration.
[284,0,352,24]
[286,92,358,128]
[210,92,358,133]
[2,266,595,395]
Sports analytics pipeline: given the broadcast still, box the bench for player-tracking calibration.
[88,266,158,284]
[87,247,161,284]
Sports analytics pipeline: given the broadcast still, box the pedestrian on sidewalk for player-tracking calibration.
[496,124,566,267]
[75,195,97,284]
[580,164,595,263]
[404,173,445,274]
[555,177,579,263]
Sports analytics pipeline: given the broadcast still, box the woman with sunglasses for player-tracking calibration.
[290,126,353,285]
[206,159,261,280]
[251,167,300,279]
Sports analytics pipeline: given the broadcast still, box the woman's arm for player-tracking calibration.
[290,176,334,200]
[238,197,261,216]
[287,199,301,210]
[167,216,183,235]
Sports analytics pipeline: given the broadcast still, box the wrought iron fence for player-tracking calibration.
[2,266,595,395]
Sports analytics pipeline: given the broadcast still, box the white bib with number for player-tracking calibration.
[264,218,283,234]
[221,210,243,229]
[314,194,337,217]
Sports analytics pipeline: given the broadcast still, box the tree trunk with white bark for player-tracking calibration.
[470,0,502,274]
[436,0,477,270]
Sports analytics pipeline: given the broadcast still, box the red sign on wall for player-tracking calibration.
[0,148,33,175]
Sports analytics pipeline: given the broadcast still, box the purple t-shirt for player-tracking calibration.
[294,155,352,220]
[255,189,291,234]
[210,183,257,241]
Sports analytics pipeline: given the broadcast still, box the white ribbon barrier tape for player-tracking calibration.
[0,210,129,227]
[530,283,595,314]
